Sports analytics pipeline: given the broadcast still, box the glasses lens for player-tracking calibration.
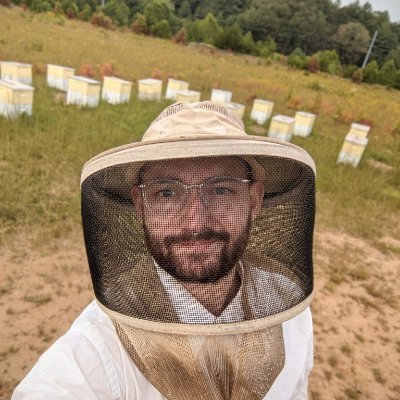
[203,178,248,208]
[145,181,185,212]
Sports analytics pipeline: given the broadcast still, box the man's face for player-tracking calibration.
[132,157,264,283]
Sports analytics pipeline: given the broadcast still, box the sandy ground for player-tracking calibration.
[0,227,399,400]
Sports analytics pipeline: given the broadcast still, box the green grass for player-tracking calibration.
[0,7,400,245]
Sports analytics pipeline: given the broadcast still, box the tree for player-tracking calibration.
[217,23,244,52]
[153,19,171,38]
[317,49,341,75]
[362,60,380,83]
[387,46,400,69]
[177,0,191,19]
[379,59,397,87]
[144,0,173,27]
[103,0,130,26]
[287,47,308,70]
[333,22,370,65]
[196,13,222,46]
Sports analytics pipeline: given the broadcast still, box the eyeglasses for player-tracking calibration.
[138,176,251,214]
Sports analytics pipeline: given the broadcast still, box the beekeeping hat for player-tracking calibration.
[81,101,316,399]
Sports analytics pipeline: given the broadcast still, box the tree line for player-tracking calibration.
[3,0,400,89]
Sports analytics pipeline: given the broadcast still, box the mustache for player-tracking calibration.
[164,230,230,247]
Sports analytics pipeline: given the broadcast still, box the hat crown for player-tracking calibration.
[142,101,246,141]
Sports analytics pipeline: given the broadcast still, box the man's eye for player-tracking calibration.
[157,189,176,198]
[214,187,233,195]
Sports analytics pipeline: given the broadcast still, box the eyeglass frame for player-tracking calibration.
[137,176,252,213]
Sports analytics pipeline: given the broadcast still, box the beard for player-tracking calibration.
[143,219,252,283]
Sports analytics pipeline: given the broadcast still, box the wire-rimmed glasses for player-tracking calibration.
[138,176,251,214]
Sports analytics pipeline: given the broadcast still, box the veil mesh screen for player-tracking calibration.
[81,155,315,324]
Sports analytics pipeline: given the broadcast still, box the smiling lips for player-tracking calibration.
[174,239,221,252]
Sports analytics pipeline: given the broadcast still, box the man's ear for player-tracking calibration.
[131,186,144,220]
[249,181,264,221]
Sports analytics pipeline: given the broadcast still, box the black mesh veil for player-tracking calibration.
[80,102,316,400]
[81,154,314,323]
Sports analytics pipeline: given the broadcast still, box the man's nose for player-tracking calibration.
[181,188,208,229]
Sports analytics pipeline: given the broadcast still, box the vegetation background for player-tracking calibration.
[0,3,399,400]
[2,0,400,89]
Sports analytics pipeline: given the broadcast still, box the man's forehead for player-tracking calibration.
[141,157,248,180]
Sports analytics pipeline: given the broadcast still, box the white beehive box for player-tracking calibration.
[268,115,295,142]
[47,64,75,91]
[337,134,369,167]
[348,123,370,139]
[250,99,274,125]
[175,89,201,103]
[165,79,189,100]
[210,89,232,103]
[138,78,162,101]
[226,102,245,120]
[0,78,34,118]
[0,62,32,85]
[102,76,132,104]
[66,76,101,107]
[293,111,316,137]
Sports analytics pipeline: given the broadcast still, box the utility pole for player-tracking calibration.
[362,30,378,69]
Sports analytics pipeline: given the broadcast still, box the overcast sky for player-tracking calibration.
[339,0,400,22]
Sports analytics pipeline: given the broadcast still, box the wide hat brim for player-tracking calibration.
[81,134,316,206]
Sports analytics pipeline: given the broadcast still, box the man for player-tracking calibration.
[13,101,316,399]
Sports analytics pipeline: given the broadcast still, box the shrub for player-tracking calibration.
[78,63,94,78]
[152,19,171,38]
[379,60,397,87]
[0,0,11,7]
[287,48,308,70]
[172,27,187,45]
[362,60,380,84]
[151,68,163,80]
[352,68,363,83]
[99,63,113,77]
[307,55,320,73]
[103,0,130,27]
[78,4,92,21]
[131,13,148,35]
[90,12,114,30]
[317,50,341,75]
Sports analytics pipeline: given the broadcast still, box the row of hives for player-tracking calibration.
[0,62,369,167]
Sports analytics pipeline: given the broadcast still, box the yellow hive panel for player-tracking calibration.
[252,99,274,113]
[348,123,370,138]
[175,90,201,103]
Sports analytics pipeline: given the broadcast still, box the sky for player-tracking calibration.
[339,0,400,22]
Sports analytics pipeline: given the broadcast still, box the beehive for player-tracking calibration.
[337,134,369,167]
[0,62,32,85]
[47,64,75,91]
[250,99,274,125]
[138,78,162,101]
[210,89,232,103]
[165,79,189,100]
[102,76,132,104]
[175,90,201,103]
[293,111,316,137]
[66,76,101,107]
[226,102,245,120]
[268,115,295,142]
[348,123,370,139]
[0,78,34,118]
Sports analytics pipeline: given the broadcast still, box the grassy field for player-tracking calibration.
[1,6,400,399]
[1,8,399,245]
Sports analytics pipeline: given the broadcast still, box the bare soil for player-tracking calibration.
[0,228,399,400]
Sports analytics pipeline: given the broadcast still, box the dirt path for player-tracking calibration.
[0,228,399,399]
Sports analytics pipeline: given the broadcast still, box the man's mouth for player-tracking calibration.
[165,230,229,249]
